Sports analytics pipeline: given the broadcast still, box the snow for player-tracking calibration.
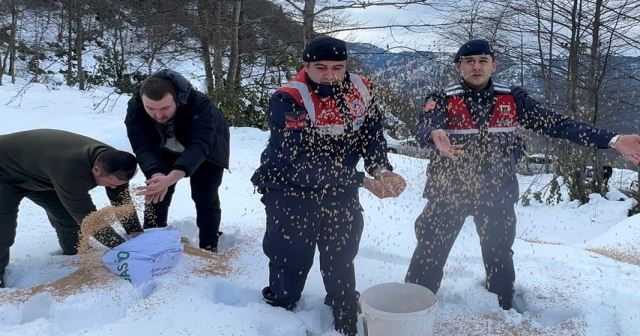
[1,77,640,335]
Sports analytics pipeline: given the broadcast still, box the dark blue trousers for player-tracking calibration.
[405,201,516,306]
[261,188,364,309]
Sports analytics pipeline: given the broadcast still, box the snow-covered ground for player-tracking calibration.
[1,78,639,335]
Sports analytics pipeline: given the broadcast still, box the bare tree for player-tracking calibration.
[536,0,556,174]
[0,50,3,86]
[29,3,54,83]
[64,0,72,85]
[194,0,228,96]
[226,0,242,101]
[9,0,18,84]
[280,0,432,45]
[196,0,215,94]
[75,0,85,89]
[0,0,5,85]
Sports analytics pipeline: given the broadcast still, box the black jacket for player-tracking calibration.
[125,70,230,178]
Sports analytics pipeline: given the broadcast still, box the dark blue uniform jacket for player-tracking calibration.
[251,73,391,195]
[415,80,615,206]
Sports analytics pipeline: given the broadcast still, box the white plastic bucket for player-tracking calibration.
[359,282,437,336]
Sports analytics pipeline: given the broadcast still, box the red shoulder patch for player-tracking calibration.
[424,99,436,111]
[284,113,308,129]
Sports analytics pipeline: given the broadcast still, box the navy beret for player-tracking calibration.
[454,39,494,63]
[302,37,348,62]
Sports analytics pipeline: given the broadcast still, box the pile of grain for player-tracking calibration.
[184,247,233,278]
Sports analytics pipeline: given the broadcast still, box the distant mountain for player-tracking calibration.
[348,43,440,68]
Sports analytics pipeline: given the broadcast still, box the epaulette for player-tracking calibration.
[493,82,512,94]
[444,84,464,97]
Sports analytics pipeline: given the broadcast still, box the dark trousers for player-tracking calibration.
[0,182,80,279]
[405,201,517,306]
[143,151,224,248]
[261,188,364,309]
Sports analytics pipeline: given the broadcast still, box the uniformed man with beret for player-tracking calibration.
[405,39,640,312]
[251,36,406,335]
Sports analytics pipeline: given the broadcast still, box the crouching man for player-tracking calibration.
[0,129,143,288]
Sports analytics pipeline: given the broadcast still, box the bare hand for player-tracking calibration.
[363,177,387,198]
[141,189,168,204]
[615,134,640,164]
[137,174,171,203]
[430,129,463,160]
[377,171,407,197]
[363,177,401,199]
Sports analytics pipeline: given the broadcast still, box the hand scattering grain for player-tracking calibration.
[381,175,407,187]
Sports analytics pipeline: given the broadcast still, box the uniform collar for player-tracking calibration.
[460,78,493,93]
[460,79,495,104]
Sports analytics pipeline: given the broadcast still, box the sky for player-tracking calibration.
[0,77,640,335]
[274,0,449,53]
[336,4,443,51]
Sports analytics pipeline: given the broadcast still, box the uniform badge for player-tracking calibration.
[499,104,511,115]
[349,99,367,117]
[424,98,436,111]
[284,112,308,129]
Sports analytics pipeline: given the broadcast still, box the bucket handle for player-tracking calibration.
[358,312,377,320]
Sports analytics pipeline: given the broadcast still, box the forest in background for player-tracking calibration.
[2,0,640,202]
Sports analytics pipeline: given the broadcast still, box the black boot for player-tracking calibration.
[200,232,223,253]
[332,306,358,336]
[262,287,297,311]
[498,296,512,310]
[202,245,218,253]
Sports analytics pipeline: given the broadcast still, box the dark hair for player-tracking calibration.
[96,149,138,181]
[140,77,178,102]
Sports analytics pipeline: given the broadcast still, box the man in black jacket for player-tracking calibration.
[125,70,230,252]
